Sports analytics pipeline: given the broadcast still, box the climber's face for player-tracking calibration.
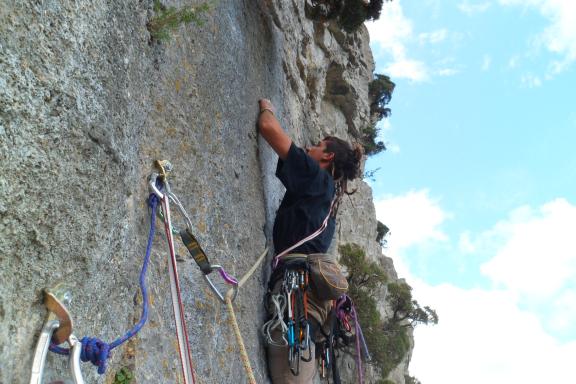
[306,140,334,169]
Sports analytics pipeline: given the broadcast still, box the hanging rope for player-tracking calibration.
[335,294,370,384]
[222,247,268,384]
[49,193,159,374]
[156,180,197,384]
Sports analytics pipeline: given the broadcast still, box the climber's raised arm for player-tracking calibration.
[257,99,292,160]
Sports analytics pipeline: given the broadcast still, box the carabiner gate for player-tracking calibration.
[205,264,239,303]
[148,172,165,200]
[30,287,85,384]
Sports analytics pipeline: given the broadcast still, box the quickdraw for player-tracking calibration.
[148,160,238,384]
[148,169,196,384]
[149,162,238,303]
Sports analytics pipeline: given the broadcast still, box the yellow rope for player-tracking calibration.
[224,248,269,384]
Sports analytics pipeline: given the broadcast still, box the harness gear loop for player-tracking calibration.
[149,171,239,304]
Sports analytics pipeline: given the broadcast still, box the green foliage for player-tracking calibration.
[307,1,389,33]
[361,123,386,156]
[148,1,211,41]
[387,282,439,327]
[114,367,133,384]
[339,244,402,377]
[377,380,396,384]
[369,74,395,121]
[376,220,389,246]
[340,244,387,292]
[359,73,395,156]
[339,244,437,380]
[363,167,381,182]
[338,0,370,32]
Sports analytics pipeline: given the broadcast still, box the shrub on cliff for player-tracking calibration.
[360,74,395,156]
[339,243,437,380]
[307,1,390,33]
[369,74,395,121]
[147,0,211,41]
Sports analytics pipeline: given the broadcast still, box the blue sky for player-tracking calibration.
[365,1,576,382]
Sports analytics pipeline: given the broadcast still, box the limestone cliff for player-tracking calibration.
[0,1,411,383]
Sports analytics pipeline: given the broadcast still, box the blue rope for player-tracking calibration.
[49,193,159,374]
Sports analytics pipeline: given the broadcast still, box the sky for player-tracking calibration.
[364,1,576,383]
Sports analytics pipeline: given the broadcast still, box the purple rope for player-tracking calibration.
[48,193,159,374]
[336,295,370,384]
[351,304,364,384]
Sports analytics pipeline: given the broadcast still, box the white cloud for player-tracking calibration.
[374,190,450,250]
[508,55,520,68]
[458,231,476,253]
[481,54,492,70]
[521,73,543,87]
[457,1,492,15]
[384,59,430,82]
[376,194,576,383]
[366,1,413,55]
[480,198,576,297]
[435,68,459,76]
[387,143,401,154]
[408,281,576,384]
[498,0,576,76]
[367,1,430,82]
[548,288,576,335]
[418,29,448,44]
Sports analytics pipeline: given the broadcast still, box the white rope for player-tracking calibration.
[261,293,289,347]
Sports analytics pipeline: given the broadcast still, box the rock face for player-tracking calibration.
[0,1,411,383]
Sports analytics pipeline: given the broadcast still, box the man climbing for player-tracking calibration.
[257,98,363,383]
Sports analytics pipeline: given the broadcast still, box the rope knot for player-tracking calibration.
[80,337,110,374]
[148,193,159,208]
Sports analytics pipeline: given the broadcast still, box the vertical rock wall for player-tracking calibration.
[0,1,410,383]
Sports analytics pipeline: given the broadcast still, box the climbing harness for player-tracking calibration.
[40,190,160,379]
[263,194,338,377]
[263,257,313,377]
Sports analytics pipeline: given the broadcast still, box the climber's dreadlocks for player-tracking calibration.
[323,136,363,217]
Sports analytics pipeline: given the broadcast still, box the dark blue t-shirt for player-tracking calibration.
[273,143,336,255]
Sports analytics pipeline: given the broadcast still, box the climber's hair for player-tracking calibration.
[323,136,364,216]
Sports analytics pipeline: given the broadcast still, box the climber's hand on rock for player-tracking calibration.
[259,99,275,114]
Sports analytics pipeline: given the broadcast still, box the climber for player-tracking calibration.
[257,98,363,383]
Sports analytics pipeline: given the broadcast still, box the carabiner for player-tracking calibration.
[148,172,165,200]
[30,287,79,384]
[205,264,238,303]
[30,318,61,384]
[68,334,85,384]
